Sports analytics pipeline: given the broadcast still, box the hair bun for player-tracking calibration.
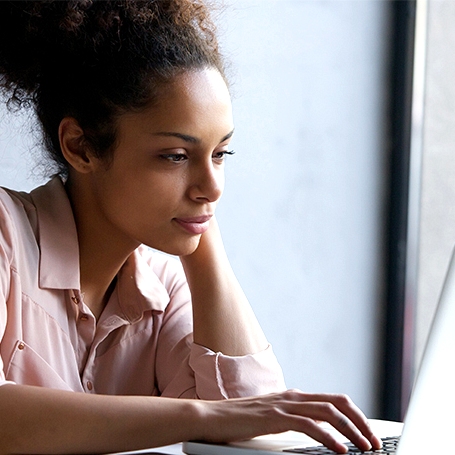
[0,1,93,105]
[0,2,43,102]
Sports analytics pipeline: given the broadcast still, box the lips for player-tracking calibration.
[173,215,212,235]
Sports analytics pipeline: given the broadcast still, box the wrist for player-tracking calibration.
[187,399,218,442]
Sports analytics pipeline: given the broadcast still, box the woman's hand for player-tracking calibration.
[199,390,383,454]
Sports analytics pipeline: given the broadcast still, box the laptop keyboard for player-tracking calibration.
[283,436,400,454]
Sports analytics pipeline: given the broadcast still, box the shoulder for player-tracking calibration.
[0,185,37,228]
[0,186,34,215]
[0,186,37,255]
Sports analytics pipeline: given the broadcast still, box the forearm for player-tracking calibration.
[0,384,202,454]
[0,386,383,455]
[180,219,268,356]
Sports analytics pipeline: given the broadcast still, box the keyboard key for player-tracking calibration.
[282,436,400,454]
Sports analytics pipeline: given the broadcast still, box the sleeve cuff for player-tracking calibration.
[189,343,286,400]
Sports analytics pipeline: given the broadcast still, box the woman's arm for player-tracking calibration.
[151,245,285,399]
[0,384,201,454]
[0,384,381,454]
[180,218,268,356]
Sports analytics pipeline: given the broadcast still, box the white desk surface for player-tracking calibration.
[113,444,184,455]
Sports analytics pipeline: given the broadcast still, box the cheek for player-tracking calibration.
[88,171,143,223]
[89,160,189,228]
[104,174,181,222]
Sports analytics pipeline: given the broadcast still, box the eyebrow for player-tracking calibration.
[152,129,234,144]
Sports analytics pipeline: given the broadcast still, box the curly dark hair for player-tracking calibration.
[0,0,226,176]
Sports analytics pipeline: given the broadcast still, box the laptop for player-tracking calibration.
[183,247,455,455]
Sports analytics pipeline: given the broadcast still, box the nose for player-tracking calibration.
[187,160,224,203]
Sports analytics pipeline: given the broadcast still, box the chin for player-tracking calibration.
[148,237,201,257]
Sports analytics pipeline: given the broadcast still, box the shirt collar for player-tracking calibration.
[116,246,170,321]
[30,176,81,290]
[30,177,170,315]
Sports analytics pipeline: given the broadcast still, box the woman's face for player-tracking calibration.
[83,68,234,256]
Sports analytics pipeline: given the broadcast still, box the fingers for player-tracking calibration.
[216,391,381,453]
[277,390,382,452]
[330,394,381,449]
[287,404,371,453]
[307,393,382,450]
[289,417,350,454]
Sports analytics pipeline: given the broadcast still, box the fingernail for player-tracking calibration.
[372,434,383,449]
[359,436,372,451]
[334,442,348,454]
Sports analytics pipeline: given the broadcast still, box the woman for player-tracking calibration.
[0,1,381,454]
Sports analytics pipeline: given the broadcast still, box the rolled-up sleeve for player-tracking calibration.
[189,343,286,399]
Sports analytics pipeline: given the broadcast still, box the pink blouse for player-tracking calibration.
[0,177,285,398]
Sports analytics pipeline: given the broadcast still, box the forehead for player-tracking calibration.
[119,68,233,136]
[157,68,231,105]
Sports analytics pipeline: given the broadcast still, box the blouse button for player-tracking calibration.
[71,296,80,304]
[18,342,25,350]
[87,381,93,391]
[80,314,89,322]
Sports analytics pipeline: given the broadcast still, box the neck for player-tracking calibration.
[65,177,140,319]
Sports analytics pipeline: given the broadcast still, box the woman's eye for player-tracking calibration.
[160,153,188,162]
[213,150,235,161]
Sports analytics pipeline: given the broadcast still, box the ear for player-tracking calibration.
[58,117,97,174]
